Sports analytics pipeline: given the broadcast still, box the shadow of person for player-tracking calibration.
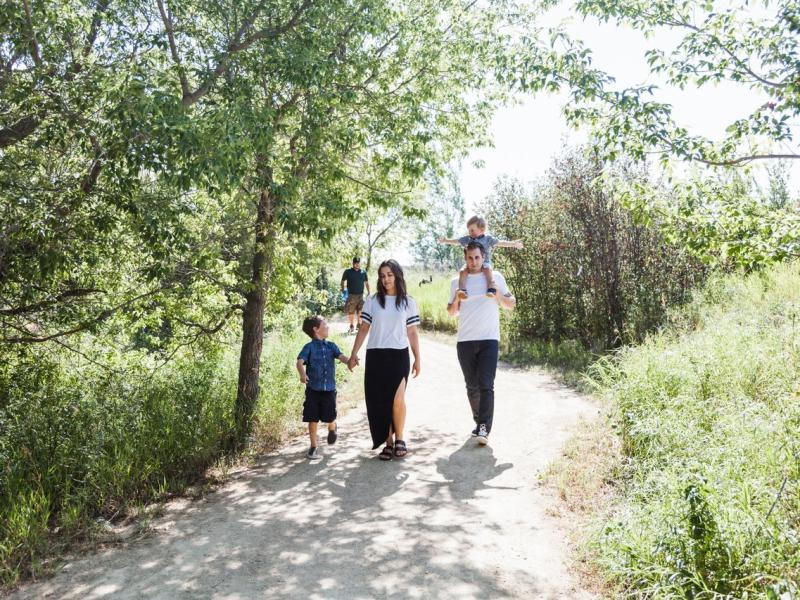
[435,438,515,501]
[327,454,410,514]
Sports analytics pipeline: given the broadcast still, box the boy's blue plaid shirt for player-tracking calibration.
[297,339,342,392]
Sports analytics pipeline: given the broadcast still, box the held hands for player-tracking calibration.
[347,355,360,371]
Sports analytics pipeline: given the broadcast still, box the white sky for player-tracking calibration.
[458,4,800,213]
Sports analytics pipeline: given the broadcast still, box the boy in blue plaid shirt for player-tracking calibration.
[296,316,351,459]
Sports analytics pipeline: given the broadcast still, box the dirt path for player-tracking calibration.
[13,333,598,600]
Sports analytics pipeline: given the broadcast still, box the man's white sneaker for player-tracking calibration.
[476,424,489,445]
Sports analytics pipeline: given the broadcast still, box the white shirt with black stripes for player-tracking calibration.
[360,294,420,350]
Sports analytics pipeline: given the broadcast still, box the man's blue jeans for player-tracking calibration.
[456,339,499,433]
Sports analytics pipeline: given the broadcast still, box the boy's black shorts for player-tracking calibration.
[302,388,337,423]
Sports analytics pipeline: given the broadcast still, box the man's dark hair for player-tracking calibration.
[302,315,324,338]
[352,256,361,264]
[464,241,485,256]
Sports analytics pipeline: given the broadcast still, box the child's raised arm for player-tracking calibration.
[496,239,524,249]
[438,236,460,246]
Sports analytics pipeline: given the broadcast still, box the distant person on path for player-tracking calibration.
[296,316,351,459]
[447,242,516,445]
[348,259,421,460]
[439,215,523,300]
[341,257,370,334]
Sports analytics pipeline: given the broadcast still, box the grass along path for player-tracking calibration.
[11,329,598,600]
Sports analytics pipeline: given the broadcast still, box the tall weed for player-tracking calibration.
[407,270,458,333]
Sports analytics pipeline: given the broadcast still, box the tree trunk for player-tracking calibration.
[234,177,277,448]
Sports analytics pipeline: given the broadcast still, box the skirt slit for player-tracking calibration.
[364,347,410,449]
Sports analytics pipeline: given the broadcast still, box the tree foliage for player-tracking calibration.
[1,0,540,439]
[412,166,466,270]
[543,0,800,167]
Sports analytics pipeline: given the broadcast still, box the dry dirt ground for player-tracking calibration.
[11,332,598,600]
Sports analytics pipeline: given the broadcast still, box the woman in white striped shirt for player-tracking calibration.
[348,259,421,460]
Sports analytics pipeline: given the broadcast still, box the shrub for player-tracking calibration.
[483,149,707,351]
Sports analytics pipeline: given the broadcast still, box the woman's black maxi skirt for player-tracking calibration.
[364,347,410,449]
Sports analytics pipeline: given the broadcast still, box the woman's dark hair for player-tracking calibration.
[376,259,408,309]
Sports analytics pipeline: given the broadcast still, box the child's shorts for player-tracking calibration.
[302,388,337,423]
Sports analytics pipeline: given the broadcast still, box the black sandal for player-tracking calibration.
[393,440,408,458]
[378,445,393,461]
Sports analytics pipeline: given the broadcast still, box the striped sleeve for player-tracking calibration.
[360,295,373,324]
[405,297,420,327]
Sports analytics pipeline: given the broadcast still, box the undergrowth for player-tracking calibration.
[587,261,800,598]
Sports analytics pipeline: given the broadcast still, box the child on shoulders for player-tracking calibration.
[439,215,523,299]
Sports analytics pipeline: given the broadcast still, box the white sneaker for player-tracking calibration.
[476,424,489,445]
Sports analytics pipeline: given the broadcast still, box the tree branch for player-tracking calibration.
[665,16,786,89]
[0,288,104,317]
[22,0,42,67]
[1,1,109,149]
[370,212,404,249]
[181,0,313,107]
[173,307,240,336]
[0,114,39,148]
[340,172,413,196]
[156,0,190,98]
[1,286,167,344]
[695,153,800,167]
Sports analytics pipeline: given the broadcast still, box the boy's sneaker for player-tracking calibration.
[471,425,479,437]
[476,424,489,445]
[307,446,320,459]
[327,425,338,445]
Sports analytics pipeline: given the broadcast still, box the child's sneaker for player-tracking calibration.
[307,446,320,459]
[476,424,489,445]
[457,288,468,300]
[348,325,355,334]
[327,425,338,445]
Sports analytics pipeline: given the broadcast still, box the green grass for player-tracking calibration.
[407,270,458,333]
[501,333,598,389]
[0,341,235,585]
[585,261,800,598]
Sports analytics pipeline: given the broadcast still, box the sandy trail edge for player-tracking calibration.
[11,332,599,600]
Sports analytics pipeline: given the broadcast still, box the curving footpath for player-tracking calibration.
[12,332,598,600]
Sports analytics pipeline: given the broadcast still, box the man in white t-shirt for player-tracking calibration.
[447,242,516,445]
